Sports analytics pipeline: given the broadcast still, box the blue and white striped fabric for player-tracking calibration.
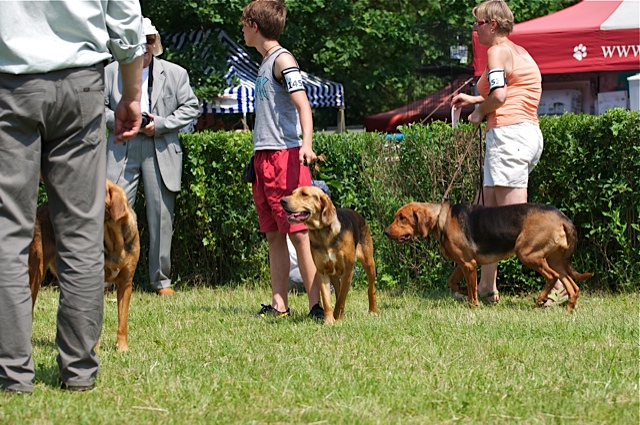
[164,29,344,114]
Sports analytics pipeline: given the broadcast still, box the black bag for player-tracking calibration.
[243,154,256,183]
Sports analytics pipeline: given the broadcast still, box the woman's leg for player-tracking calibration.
[476,186,528,300]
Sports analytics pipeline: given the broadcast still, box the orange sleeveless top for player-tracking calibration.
[476,45,542,130]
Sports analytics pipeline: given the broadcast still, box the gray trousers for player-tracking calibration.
[114,136,175,290]
[0,65,106,392]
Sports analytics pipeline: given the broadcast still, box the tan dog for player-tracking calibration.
[29,179,140,351]
[384,202,592,311]
[280,186,378,324]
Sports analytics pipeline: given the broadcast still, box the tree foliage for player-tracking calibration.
[142,0,581,125]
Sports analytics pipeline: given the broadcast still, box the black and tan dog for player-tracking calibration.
[280,186,378,324]
[384,202,592,311]
[29,179,140,352]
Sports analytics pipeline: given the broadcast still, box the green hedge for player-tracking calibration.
[133,109,639,292]
[533,108,640,291]
[133,131,267,288]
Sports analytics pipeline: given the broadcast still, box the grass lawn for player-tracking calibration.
[1,285,637,424]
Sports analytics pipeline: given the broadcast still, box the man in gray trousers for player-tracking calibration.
[0,1,145,393]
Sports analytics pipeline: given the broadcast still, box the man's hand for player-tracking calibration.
[114,56,143,143]
[139,112,155,137]
[114,98,142,143]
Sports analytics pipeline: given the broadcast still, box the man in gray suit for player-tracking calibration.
[105,18,200,295]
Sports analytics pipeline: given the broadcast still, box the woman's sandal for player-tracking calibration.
[479,290,500,305]
[543,287,568,307]
[453,290,500,305]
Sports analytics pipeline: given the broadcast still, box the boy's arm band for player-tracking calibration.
[282,67,305,93]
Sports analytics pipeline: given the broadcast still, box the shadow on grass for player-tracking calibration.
[32,337,57,351]
[32,338,62,388]
[34,366,61,388]
[381,284,557,313]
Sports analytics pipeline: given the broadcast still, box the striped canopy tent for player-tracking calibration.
[165,29,345,130]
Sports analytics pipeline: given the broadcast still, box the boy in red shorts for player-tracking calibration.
[242,0,323,320]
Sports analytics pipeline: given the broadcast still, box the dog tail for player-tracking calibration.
[563,221,593,282]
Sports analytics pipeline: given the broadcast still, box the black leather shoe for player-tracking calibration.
[60,383,96,392]
[308,303,325,321]
[1,387,30,395]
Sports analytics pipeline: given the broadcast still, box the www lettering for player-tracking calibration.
[601,45,640,58]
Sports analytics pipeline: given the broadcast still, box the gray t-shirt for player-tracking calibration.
[253,48,303,151]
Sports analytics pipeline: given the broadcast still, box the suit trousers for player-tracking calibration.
[116,135,175,290]
[0,65,106,392]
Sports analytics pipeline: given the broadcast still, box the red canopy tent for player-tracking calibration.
[472,0,640,76]
[364,0,639,132]
[363,77,475,133]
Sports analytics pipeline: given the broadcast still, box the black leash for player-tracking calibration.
[303,157,314,180]
[304,154,325,182]
[476,126,485,206]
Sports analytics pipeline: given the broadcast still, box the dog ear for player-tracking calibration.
[320,193,337,227]
[413,209,428,237]
[414,204,437,237]
[105,181,113,210]
[106,182,128,222]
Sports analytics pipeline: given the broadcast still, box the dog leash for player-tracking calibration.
[441,126,484,204]
[420,77,474,125]
[476,126,485,206]
[303,157,311,173]
[304,154,326,182]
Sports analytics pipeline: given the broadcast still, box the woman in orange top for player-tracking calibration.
[452,0,565,306]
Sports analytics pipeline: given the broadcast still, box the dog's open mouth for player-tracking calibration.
[285,210,310,223]
[394,234,412,244]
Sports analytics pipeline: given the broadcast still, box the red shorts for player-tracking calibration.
[252,147,312,234]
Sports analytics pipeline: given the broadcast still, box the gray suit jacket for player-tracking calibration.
[104,58,200,192]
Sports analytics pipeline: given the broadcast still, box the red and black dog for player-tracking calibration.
[385,202,592,311]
